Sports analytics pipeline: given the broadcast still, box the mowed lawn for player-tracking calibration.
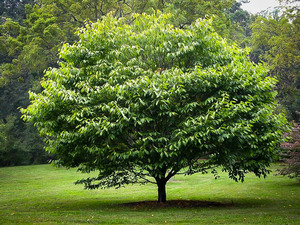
[0,164,299,224]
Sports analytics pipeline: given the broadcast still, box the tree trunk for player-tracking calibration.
[157,180,167,203]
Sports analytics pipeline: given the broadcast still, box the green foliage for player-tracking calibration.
[250,7,300,121]
[1,0,250,169]
[0,0,247,88]
[0,0,83,166]
[0,0,35,23]
[277,122,300,180]
[22,13,288,201]
[0,115,49,166]
[0,115,21,166]
[0,0,246,86]
[148,0,234,36]
[0,1,82,86]
[0,63,49,166]
[225,0,254,46]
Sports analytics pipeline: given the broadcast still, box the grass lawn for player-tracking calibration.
[0,164,299,224]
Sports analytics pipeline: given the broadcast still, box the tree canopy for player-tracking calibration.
[22,13,288,202]
[1,0,256,167]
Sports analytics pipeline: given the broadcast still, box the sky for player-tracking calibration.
[240,0,299,14]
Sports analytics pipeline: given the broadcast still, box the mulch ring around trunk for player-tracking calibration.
[122,200,232,209]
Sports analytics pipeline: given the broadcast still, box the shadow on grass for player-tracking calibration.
[121,198,278,209]
[32,197,278,212]
[121,200,232,209]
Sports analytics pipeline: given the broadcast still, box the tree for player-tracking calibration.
[225,0,254,46]
[277,122,300,180]
[0,115,23,166]
[21,13,287,202]
[0,75,48,166]
[0,0,244,87]
[0,115,48,166]
[0,1,82,87]
[1,0,249,167]
[250,5,300,121]
[149,0,234,35]
[0,0,35,23]
[0,0,84,166]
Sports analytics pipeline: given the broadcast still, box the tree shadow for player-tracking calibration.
[121,200,232,209]
[34,197,279,211]
[120,197,282,210]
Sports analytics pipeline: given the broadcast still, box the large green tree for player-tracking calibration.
[22,13,287,202]
[1,0,252,167]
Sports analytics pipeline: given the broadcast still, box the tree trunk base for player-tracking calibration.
[157,180,167,203]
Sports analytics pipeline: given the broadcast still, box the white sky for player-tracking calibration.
[240,0,299,14]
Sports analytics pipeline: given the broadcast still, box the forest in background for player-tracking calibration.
[0,0,299,166]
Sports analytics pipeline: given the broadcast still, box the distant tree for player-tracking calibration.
[22,13,288,202]
[0,0,35,23]
[150,0,234,36]
[0,0,86,166]
[0,112,49,166]
[277,122,300,180]
[0,116,22,166]
[0,115,48,166]
[0,2,82,87]
[250,5,300,121]
[225,0,254,46]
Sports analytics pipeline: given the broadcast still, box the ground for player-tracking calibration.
[0,164,299,224]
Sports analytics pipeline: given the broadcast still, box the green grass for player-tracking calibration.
[0,164,299,224]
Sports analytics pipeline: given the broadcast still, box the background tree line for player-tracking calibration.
[0,0,299,166]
